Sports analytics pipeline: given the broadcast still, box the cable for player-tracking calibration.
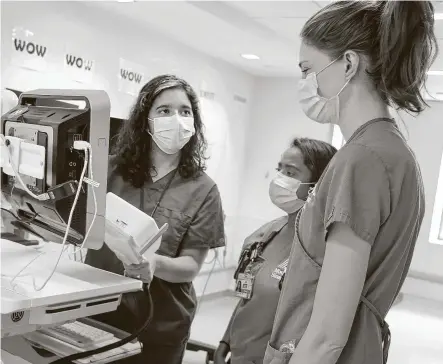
[69,142,97,257]
[3,139,97,291]
[51,284,154,364]
[0,134,50,201]
[9,149,88,291]
[0,207,40,225]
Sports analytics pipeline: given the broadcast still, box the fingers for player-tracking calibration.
[124,262,153,284]
[125,270,151,283]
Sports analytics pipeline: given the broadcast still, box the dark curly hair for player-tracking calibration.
[112,75,207,188]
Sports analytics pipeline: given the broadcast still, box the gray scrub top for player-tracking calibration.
[222,216,293,364]
[264,119,425,364]
[86,156,225,345]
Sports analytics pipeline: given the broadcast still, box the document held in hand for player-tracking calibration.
[104,192,167,266]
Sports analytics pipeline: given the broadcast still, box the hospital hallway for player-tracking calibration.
[184,293,443,364]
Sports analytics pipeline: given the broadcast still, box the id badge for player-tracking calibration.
[235,272,254,300]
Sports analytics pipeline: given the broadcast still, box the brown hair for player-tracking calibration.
[301,1,439,114]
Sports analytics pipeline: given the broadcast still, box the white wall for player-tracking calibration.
[0,1,254,283]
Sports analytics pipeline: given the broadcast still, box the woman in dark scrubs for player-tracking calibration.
[214,138,337,364]
[86,74,226,363]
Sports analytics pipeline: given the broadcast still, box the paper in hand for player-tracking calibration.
[104,219,144,266]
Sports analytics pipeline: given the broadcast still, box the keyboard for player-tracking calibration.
[40,321,115,349]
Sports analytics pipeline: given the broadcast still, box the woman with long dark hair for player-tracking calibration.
[86,74,225,363]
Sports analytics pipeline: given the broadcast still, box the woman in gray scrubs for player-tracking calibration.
[214,138,337,364]
[264,2,438,364]
[86,75,225,363]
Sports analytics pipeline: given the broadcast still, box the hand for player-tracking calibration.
[123,258,156,285]
[214,342,230,364]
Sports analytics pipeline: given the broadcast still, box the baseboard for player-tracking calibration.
[401,273,443,303]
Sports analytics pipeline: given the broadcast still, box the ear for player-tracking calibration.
[343,50,359,80]
[145,118,153,134]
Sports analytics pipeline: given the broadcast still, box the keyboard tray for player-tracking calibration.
[24,319,141,364]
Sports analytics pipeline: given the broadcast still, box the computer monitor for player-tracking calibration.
[1,89,110,250]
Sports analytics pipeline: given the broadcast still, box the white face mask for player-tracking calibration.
[148,114,195,155]
[298,57,350,125]
[269,172,313,214]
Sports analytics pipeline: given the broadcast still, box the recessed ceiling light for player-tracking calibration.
[117,0,134,2]
[435,13,443,20]
[427,70,443,76]
[241,54,260,60]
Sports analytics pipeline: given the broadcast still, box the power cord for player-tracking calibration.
[69,141,97,257]
[8,148,88,291]
[50,284,154,364]
[3,140,98,289]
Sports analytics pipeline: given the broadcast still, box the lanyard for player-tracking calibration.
[234,222,287,280]
[140,169,178,217]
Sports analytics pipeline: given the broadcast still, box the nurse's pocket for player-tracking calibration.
[263,342,292,364]
[154,206,190,257]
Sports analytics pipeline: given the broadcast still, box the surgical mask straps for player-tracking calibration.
[316,55,350,99]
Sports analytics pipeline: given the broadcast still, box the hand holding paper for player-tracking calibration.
[124,258,156,284]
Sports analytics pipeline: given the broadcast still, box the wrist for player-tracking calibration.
[153,254,163,272]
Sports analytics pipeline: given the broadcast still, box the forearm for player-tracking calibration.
[154,254,201,283]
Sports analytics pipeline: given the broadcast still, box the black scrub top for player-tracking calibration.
[85,156,226,345]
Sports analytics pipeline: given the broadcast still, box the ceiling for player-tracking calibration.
[86,1,443,78]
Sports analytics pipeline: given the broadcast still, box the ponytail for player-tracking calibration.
[301,1,439,114]
[378,1,438,113]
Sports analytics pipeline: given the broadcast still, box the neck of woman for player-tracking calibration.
[338,88,391,141]
[151,143,181,181]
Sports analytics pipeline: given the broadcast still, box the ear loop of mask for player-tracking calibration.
[276,173,316,190]
[316,55,343,76]
[317,55,351,100]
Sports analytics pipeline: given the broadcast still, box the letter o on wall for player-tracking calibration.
[129,72,134,81]
[26,42,35,54]
[76,58,83,69]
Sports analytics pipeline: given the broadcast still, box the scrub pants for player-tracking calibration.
[116,341,187,364]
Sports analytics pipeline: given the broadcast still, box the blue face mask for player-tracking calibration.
[297,56,350,125]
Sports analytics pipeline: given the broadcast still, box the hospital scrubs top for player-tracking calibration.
[264,119,425,364]
[86,156,225,346]
[223,216,293,364]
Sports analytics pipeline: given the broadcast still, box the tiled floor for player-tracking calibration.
[183,293,443,364]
